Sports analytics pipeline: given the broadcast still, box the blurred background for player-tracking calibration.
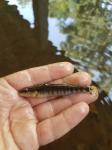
[0,0,112,149]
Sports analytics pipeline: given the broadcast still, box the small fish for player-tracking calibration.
[18,83,99,98]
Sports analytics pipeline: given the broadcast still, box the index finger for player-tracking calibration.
[5,62,74,90]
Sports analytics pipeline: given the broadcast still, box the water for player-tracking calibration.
[5,0,112,100]
[48,0,112,100]
[0,0,112,149]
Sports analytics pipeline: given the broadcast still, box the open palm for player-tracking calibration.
[0,62,97,150]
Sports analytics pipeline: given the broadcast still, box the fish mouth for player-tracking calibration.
[89,86,99,98]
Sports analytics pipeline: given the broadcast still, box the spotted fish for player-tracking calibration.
[18,83,99,98]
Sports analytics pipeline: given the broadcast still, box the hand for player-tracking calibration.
[0,62,97,150]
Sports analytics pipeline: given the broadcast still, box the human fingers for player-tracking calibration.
[34,92,96,121]
[52,71,91,86]
[37,102,89,146]
[5,62,74,90]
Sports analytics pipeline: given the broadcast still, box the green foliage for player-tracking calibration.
[49,0,112,93]
[49,0,70,19]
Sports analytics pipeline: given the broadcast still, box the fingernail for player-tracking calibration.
[59,62,74,72]
[76,71,91,86]
[77,102,89,114]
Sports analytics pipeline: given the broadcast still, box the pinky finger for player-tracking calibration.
[37,102,89,146]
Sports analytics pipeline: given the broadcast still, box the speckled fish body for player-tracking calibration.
[18,84,98,98]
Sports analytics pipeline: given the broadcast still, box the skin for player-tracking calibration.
[0,62,97,150]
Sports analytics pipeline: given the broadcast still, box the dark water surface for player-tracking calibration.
[0,0,112,149]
